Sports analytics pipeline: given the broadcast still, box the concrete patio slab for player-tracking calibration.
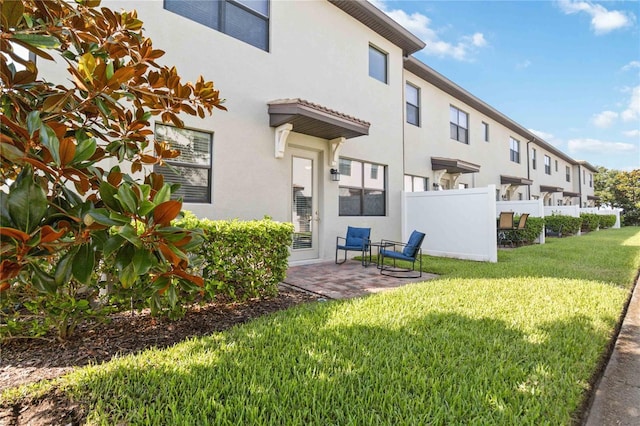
[281,260,437,300]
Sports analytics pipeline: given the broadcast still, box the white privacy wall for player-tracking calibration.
[402,185,498,263]
[581,208,622,228]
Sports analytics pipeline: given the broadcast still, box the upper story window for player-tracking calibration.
[405,83,420,126]
[153,123,213,203]
[369,44,388,83]
[583,170,586,183]
[555,160,558,172]
[339,158,386,216]
[509,137,520,163]
[544,155,551,175]
[164,0,269,51]
[482,122,489,142]
[589,173,593,187]
[404,175,428,192]
[566,166,571,182]
[531,148,537,169]
[449,106,468,144]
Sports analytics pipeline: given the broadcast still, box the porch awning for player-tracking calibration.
[588,195,601,201]
[540,185,564,193]
[431,157,480,174]
[500,175,533,186]
[563,191,580,198]
[268,98,370,140]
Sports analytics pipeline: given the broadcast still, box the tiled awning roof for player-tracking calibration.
[268,98,370,140]
[431,157,480,174]
[540,185,564,193]
[500,175,533,186]
[563,191,581,197]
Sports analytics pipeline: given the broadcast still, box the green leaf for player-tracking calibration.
[54,250,75,286]
[154,184,172,204]
[72,244,94,284]
[167,284,178,308]
[40,123,61,165]
[132,248,156,275]
[7,165,47,233]
[0,142,25,162]
[103,234,125,257]
[13,33,61,49]
[105,60,114,80]
[26,111,41,137]
[73,136,96,163]
[0,192,15,227]
[99,181,120,211]
[95,96,112,119]
[87,208,129,226]
[30,263,57,294]
[119,263,137,288]
[114,184,138,213]
[118,223,142,248]
[138,200,156,217]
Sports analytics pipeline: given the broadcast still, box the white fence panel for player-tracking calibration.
[580,207,622,229]
[403,185,497,263]
[544,205,580,218]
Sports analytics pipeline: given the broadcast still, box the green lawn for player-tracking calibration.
[7,228,640,425]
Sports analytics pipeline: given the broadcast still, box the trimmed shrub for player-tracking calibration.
[599,215,617,229]
[622,210,640,226]
[175,213,294,300]
[545,214,583,236]
[515,216,545,244]
[580,213,600,232]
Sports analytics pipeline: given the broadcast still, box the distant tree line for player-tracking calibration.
[595,167,640,226]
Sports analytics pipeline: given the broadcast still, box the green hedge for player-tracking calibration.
[580,213,600,232]
[516,215,545,244]
[175,213,294,300]
[544,214,583,236]
[599,214,616,229]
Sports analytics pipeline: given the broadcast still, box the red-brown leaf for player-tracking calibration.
[153,200,182,226]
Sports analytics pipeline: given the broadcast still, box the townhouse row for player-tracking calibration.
[43,0,597,263]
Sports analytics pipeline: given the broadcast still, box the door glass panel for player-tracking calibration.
[292,157,313,250]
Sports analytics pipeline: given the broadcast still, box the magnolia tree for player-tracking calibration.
[0,0,225,339]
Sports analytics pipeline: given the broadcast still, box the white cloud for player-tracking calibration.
[621,61,640,72]
[370,0,488,61]
[516,60,532,70]
[528,129,564,147]
[557,0,634,35]
[568,138,637,153]
[591,110,619,128]
[623,129,640,138]
[621,85,640,122]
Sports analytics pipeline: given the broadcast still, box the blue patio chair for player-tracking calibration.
[336,226,371,266]
[379,230,425,278]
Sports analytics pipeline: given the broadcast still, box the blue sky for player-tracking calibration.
[372,0,640,171]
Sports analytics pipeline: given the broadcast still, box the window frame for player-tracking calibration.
[405,82,420,126]
[368,44,388,84]
[449,105,469,144]
[566,166,571,182]
[153,123,213,204]
[531,148,537,170]
[544,155,551,175]
[164,0,270,51]
[404,175,428,192]
[509,137,520,163]
[482,121,489,142]
[339,158,387,216]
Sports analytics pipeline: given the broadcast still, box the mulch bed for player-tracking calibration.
[0,287,319,426]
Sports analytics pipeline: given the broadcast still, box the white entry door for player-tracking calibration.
[290,149,319,262]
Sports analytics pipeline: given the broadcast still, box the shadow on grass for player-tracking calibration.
[73,300,617,425]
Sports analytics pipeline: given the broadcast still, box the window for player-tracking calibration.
[555,160,558,172]
[566,166,571,182]
[589,173,593,188]
[509,137,520,163]
[450,106,468,144]
[153,123,212,203]
[339,158,386,216]
[404,175,428,192]
[583,170,586,184]
[531,148,537,170]
[544,155,551,175]
[164,0,269,51]
[482,122,489,142]
[369,45,387,83]
[405,83,420,126]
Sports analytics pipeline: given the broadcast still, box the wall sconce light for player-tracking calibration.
[330,168,341,182]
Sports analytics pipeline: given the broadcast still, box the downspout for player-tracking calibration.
[578,164,582,207]
[526,139,534,200]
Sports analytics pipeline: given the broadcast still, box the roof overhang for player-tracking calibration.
[268,98,370,140]
[577,160,599,173]
[588,195,601,201]
[431,157,480,174]
[540,185,564,193]
[328,0,425,56]
[500,175,533,186]
[563,191,581,198]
